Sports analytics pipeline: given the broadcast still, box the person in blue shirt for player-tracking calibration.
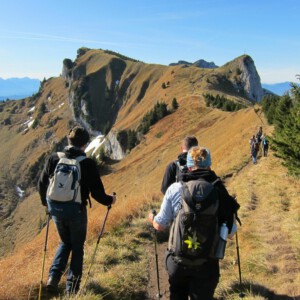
[149,146,239,300]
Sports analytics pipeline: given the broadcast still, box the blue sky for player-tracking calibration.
[0,0,299,83]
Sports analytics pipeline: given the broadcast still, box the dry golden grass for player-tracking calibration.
[216,150,300,299]
[0,51,298,299]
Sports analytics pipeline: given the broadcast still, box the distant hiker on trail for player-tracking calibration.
[261,134,269,157]
[149,146,239,300]
[161,136,211,195]
[249,135,256,149]
[249,135,259,164]
[37,126,116,295]
[256,126,263,145]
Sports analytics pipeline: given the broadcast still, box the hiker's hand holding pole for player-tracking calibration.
[148,209,156,225]
[111,192,117,205]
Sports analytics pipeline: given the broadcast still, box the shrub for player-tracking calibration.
[172,98,179,110]
[203,93,246,111]
[138,101,168,134]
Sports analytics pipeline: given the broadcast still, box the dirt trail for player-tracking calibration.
[147,230,170,300]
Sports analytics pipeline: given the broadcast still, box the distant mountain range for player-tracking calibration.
[261,82,296,96]
[169,59,218,69]
[0,76,294,101]
[0,77,40,101]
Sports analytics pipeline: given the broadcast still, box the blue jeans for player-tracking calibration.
[47,200,87,291]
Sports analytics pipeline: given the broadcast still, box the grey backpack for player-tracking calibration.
[46,152,86,203]
[168,178,220,266]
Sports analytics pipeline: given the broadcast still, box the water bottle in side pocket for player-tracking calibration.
[214,223,228,259]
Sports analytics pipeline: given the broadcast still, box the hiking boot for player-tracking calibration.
[46,276,59,292]
[66,276,81,295]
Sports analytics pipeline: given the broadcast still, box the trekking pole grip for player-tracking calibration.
[151,209,157,216]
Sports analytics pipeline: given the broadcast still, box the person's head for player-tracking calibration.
[186,146,212,170]
[181,136,198,152]
[68,126,90,148]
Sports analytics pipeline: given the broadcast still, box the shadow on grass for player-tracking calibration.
[87,280,148,300]
[221,280,299,300]
[98,158,120,176]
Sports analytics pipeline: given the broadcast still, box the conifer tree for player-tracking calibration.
[268,82,300,177]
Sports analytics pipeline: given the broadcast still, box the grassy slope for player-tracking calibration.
[0,77,72,255]
[0,52,298,299]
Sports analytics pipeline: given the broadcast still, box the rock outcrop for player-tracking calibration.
[235,55,263,102]
[240,56,264,102]
[103,131,126,160]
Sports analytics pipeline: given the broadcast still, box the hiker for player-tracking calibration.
[250,136,259,164]
[161,136,209,194]
[149,146,239,300]
[37,126,116,295]
[261,134,269,157]
[249,135,256,149]
[256,126,263,144]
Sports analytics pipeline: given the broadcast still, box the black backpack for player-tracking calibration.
[168,178,220,266]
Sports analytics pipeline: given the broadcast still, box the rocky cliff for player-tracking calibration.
[236,55,264,102]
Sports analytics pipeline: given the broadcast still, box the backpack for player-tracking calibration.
[46,152,86,203]
[254,142,259,152]
[175,159,188,182]
[168,178,220,266]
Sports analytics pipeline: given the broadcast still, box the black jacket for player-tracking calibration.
[161,152,188,195]
[181,169,240,232]
[37,146,113,206]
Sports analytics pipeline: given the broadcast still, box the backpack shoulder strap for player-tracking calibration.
[57,152,66,159]
[175,160,181,182]
[76,155,87,163]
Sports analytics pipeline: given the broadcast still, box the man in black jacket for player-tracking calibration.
[161,136,198,194]
[38,126,116,295]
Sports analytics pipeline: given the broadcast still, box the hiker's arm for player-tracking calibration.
[161,162,177,195]
[216,182,240,232]
[83,159,114,206]
[37,155,56,206]
[150,183,181,230]
[148,213,167,231]
[228,217,237,239]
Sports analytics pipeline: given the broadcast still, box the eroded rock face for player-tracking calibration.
[103,131,126,160]
[238,56,264,102]
[62,58,74,80]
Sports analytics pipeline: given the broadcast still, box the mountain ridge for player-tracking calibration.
[0,48,298,299]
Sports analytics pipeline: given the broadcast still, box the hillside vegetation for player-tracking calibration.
[0,49,298,299]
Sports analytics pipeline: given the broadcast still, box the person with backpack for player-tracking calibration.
[256,126,263,144]
[149,146,239,300]
[250,136,259,164]
[161,136,201,195]
[261,134,269,157]
[37,126,116,295]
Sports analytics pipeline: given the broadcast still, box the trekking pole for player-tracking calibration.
[38,211,51,300]
[235,229,245,298]
[151,209,162,299]
[78,203,112,296]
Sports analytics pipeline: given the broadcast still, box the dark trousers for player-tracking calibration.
[47,200,87,292]
[166,253,219,300]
